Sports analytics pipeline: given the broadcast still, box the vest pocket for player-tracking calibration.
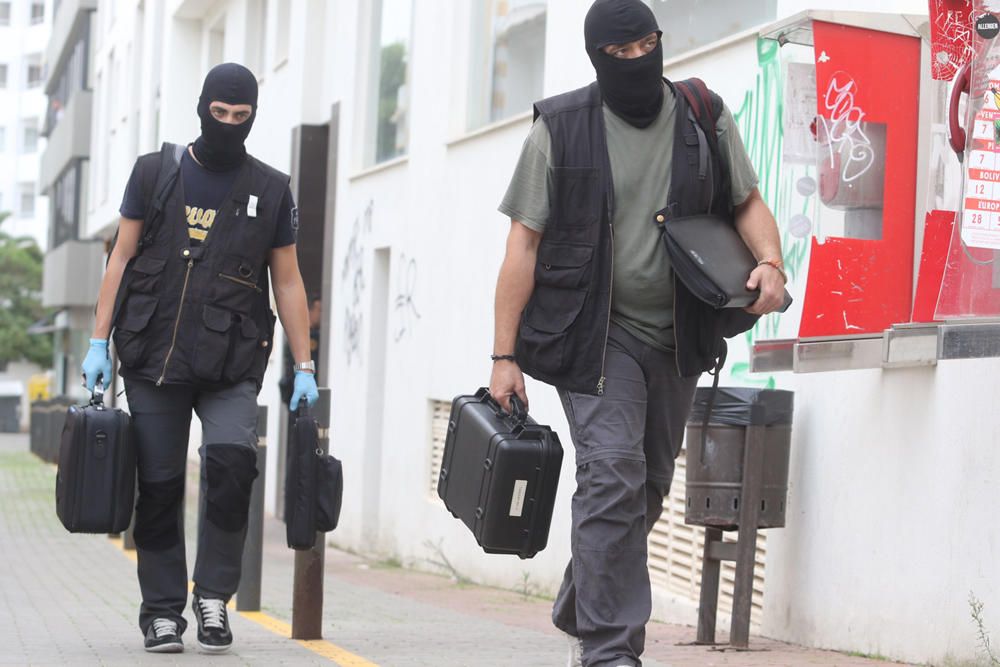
[193,305,261,384]
[213,254,263,314]
[113,293,158,367]
[535,242,594,289]
[128,255,167,294]
[516,286,588,376]
[193,305,233,383]
[551,167,599,227]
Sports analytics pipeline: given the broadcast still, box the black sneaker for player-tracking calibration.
[192,594,233,653]
[144,618,183,653]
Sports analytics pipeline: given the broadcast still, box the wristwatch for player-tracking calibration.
[294,360,316,373]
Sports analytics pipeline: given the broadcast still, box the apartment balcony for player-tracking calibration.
[41,239,104,309]
[39,89,91,193]
[45,0,96,93]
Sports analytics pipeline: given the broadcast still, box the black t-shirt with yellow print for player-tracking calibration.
[119,148,297,248]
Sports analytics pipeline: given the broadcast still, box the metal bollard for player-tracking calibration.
[291,388,330,640]
[237,405,268,612]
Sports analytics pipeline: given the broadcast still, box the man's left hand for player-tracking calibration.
[744,265,786,315]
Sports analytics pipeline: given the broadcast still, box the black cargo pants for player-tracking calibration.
[124,378,259,635]
[553,323,699,667]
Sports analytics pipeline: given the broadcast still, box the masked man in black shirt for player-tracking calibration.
[81,63,319,654]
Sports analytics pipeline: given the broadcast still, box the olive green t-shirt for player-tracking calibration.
[499,83,759,352]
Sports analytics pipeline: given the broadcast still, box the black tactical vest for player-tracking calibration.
[515,80,753,394]
[112,146,289,390]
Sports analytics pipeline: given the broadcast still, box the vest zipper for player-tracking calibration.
[671,273,682,375]
[218,273,262,292]
[156,258,194,386]
[597,212,614,396]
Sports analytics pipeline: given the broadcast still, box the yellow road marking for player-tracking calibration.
[108,536,379,666]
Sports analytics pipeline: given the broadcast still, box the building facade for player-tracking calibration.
[70,1,997,665]
[0,0,50,246]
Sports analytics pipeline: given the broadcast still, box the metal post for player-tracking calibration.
[729,424,766,649]
[292,388,329,640]
[237,405,268,612]
[695,526,724,644]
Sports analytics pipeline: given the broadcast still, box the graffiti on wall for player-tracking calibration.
[342,199,373,364]
[393,253,421,342]
[729,38,815,387]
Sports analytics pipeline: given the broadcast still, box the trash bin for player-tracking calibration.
[30,399,49,457]
[0,382,23,433]
[685,387,794,530]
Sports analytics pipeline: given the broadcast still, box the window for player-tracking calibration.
[275,0,290,66]
[0,127,6,151]
[25,54,43,88]
[0,64,6,88]
[468,1,547,130]
[49,163,81,248]
[46,29,90,134]
[368,0,412,165]
[0,3,10,26]
[30,2,44,24]
[246,0,269,75]
[645,0,777,60]
[21,118,38,153]
[19,183,36,218]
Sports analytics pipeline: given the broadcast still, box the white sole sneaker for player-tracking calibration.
[197,641,232,654]
[145,641,183,654]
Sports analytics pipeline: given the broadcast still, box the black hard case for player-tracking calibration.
[55,391,136,533]
[437,388,563,559]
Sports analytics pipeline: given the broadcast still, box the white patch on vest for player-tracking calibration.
[247,194,259,218]
[509,480,528,517]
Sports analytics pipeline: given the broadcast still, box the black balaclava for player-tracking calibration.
[192,63,258,171]
[584,0,664,129]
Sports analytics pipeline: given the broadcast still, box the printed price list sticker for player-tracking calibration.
[962,98,1000,248]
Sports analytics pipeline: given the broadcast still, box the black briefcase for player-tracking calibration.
[55,389,136,534]
[437,388,563,559]
[285,400,343,550]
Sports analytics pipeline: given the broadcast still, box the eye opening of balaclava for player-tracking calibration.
[584,0,665,129]
[192,63,259,172]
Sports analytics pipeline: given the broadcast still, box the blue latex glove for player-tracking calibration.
[289,371,319,411]
[81,338,113,392]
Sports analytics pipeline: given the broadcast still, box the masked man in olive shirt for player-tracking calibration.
[489,2,786,666]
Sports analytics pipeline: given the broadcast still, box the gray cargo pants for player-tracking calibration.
[124,378,260,636]
[553,323,699,667]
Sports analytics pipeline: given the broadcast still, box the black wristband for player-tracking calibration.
[490,354,516,363]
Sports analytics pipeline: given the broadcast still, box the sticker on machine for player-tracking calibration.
[509,480,528,517]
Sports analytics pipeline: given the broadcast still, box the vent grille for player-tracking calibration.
[429,400,451,498]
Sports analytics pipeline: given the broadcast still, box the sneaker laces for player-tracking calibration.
[152,618,178,638]
[197,597,227,630]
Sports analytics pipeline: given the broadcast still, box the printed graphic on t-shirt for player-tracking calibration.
[186,205,218,241]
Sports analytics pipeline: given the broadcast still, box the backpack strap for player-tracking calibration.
[675,78,724,213]
[137,142,185,252]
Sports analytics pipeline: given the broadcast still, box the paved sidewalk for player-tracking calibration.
[0,432,914,666]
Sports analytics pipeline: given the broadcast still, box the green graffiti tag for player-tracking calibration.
[729,38,814,387]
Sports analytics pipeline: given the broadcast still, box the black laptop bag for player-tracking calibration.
[285,400,343,550]
[55,388,136,534]
[437,388,563,559]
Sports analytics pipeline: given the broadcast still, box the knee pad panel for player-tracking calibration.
[134,474,185,550]
[205,444,258,532]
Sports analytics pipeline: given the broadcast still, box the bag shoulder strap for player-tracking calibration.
[675,77,723,137]
[138,142,185,252]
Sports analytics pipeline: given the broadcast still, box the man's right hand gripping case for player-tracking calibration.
[437,388,563,559]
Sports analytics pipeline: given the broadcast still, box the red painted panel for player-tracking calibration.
[799,22,921,337]
[911,210,955,322]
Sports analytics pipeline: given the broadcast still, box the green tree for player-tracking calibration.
[0,216,52,370]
